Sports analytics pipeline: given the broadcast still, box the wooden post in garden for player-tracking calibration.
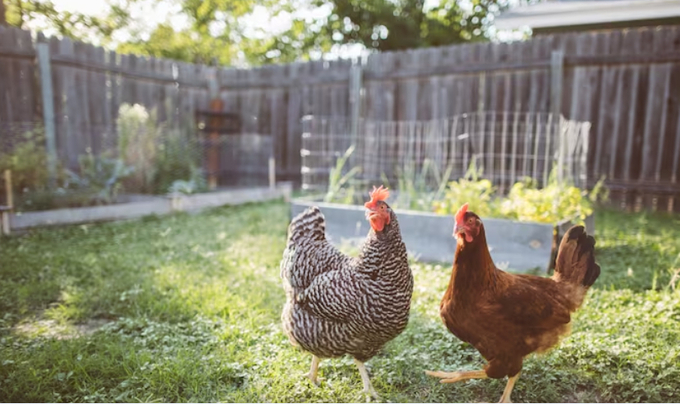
[4,170,13,208]
[1,170,13,235]
[36,39,59,189]
[269,157,276,189]
[207,98,224,190]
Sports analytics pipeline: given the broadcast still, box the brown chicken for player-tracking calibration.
[426,203,600,402]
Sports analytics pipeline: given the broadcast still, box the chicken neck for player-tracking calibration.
[358,216,404,276]
[444,226,498,301]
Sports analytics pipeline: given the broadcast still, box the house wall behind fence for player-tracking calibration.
[1,24,680,211]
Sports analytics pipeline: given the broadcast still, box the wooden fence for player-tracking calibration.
[1,24,680,210]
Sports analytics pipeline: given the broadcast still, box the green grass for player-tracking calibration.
[1,201,679,402]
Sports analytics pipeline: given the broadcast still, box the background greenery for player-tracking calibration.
[0,103,205,212]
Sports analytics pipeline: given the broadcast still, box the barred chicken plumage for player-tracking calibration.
[280,186,413,398]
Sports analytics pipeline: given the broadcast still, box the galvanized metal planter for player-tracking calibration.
[291,197,593,273]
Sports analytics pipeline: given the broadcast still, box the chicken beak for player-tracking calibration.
[366,208,386,232]
[453,221,463,237]
[454,221,475,243]
[365,207,378,220]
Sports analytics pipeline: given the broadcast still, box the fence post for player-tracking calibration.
[206,69,222,190]
[1,170,13,235]
[36,39,58,188]
[550,50,564,120]
[207,68,219,99]
[349,61,363,145]
[550,50,565,186]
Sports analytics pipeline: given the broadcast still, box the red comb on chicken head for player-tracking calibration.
[453,202,480,243]
[364,185,391,232]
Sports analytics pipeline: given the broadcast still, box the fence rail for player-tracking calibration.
[2,24,680,211]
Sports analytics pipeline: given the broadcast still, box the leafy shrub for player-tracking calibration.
[433,158,499,218]
[116,103,205,195]
[499,171,607,224]
[117,103,160,193]
[167,166,208,195]
[153,127,204,194]
[0,127,53,208]
[324,156,607,224]
[64,153,135,205]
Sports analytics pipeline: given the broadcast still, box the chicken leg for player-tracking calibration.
[354,358,379,400]
[307,355,321,385]
[426,369,520,403]
[425,369,488,384]
[498,372,520,403]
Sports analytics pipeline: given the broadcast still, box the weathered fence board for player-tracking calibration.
[0,26,38,151]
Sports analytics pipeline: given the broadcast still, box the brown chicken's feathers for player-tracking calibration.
[438,210,600,381]
[554,225,601,288]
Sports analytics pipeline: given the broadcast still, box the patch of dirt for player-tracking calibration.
[13,318,113,340]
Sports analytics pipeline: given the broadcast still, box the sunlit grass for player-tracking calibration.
[1,200,679,402]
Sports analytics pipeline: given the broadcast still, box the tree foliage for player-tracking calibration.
[4,0,130,45]
[2,0,538,66]
[241,0,528,65]
[324,0,494,50]
[117,0,274,65]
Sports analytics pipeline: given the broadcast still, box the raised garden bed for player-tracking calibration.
[5,183,292,233]
[291,197,593,273]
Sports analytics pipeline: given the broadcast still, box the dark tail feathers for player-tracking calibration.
[553,225,601,288]
[288,206,326,244]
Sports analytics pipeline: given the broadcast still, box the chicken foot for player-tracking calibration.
[425,368,519,403]
[498,372,520,403]
[306,355,321,385]
[354,358,379,400]
[425,369,488,384]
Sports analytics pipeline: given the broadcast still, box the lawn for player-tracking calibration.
[1,200,679,402]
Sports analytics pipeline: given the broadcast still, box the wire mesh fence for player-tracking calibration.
[301,112,590,195]
[0,107,273,212]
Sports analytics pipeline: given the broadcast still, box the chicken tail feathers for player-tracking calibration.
[287,206,327,245]
[553,225,601,289]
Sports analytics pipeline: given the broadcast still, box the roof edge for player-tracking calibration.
[495,0,680,30]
